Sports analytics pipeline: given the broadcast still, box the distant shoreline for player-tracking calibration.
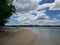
[3,25,60,27]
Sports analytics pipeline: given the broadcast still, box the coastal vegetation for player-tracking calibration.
[0,0,15,27]
[0,0,15,32]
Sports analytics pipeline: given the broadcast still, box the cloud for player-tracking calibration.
[6,12,36,25]
[20,10,50,25]
[6,10,50,25]
[38,3,52,10]
[6,9,60,25]
[49,0,60,10]
[55,14,60,17]
[44,18,59,23]
[57,14,60,16]
[36,18,59,25]
[6,0,60,25]
[12,0,41,13]
[37,0,60,10]
[36,11,49,20]
[17,10,50,25]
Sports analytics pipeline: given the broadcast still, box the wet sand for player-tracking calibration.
[0,27,36,45]
[22,27,60,45]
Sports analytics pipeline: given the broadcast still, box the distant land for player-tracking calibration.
[4,25,60,27]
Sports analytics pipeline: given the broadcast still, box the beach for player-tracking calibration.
[0,27,60,45]
[0,27,36,45]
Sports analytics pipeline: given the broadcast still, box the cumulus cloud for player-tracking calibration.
[17,10,50,25]
[6,10,50,25]
[12,0,41,13]
[49,0,60,10]
[6,0,60,25]
[36,18,59,25]
[38,3,52,10]
[36,11,49,20]
[37,0,60,10]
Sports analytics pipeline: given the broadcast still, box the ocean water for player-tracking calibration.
[21,27,60,45]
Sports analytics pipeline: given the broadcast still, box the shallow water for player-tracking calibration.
[21,27,60,45]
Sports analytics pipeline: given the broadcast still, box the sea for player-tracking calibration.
[20,27,60,45]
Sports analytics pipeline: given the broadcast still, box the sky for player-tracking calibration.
[5,0,60,25]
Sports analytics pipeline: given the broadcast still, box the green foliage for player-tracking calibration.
[0,0,15,26]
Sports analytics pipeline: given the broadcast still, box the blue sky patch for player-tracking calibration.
[39,0,54,5]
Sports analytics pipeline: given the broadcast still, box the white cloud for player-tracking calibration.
[57,14,60,16]
[44,18,59,23]
[17,10,51,25]
[6,0,60,25]
[31,0,41,3]
[12,0,41,13]
[36,11,49,20]
[55,14,60,17]
[6,9,60,25]
[49,0,60,10]
[36,18,59,25]
[38,3,52,10]
[37,0,60,10]
[6,10,50,25]
[17,10,50,25]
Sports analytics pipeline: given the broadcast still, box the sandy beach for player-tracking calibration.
[0,27,36,45]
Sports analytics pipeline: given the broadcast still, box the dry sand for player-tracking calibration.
[0,27,36,45]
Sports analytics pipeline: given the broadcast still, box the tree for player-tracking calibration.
[0,0,15,27]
